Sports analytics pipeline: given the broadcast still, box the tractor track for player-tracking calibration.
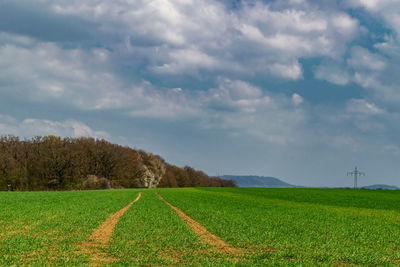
[79,192,142,266]
[154,191,243,256]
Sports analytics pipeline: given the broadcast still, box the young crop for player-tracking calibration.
[108,190,236,265]
[157,188,400,266]
[0,189,139,265]
[1,188,399,266]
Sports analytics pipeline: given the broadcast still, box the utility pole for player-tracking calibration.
[347,166,365,189]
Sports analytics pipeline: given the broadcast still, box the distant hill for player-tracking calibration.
[222,175,295,188]
[362,184,400,190]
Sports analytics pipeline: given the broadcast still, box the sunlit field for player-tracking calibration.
[0,188,399,266]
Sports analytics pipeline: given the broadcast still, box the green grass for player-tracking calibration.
[156,188,400,266]
[108,189,237,266]
[0,188,399,266]
[0,189,140,265]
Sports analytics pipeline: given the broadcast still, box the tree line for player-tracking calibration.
[0,135,236,191]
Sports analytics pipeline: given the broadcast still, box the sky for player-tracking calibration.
[1,0,400,187]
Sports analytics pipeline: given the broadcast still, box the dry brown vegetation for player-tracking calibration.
[0,135,236,191]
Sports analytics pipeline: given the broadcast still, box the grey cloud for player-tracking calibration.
[348,43,400,107]
[347,46,387,71]
[0,39,123,109]
[345,0,400,36]
[39,0,361,79]
[0,30,389,151]
[2,0,400,187]
[0,1,95,44]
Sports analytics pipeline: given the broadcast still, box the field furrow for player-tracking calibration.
[1,188,399,266]
[157,188,400,266]
[155,191,243,256]
[0,189,140,265]
[107,190,242,266]
[80,192,142,266]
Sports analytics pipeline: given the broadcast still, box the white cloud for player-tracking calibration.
[40,0,361,79]
[208,78,270,113]
[3,1,400,187]
[198,78,309,145]
[343,1,400,107]
[0,30,309,136]
[346,0,400,36]
[205,105,306,145]
[292,93,303,105]
[0,35,195,116]
[0,39,126,109]
[342,44,400,105]
[218,78,263,101]
[268,61,303,80]
[346,99,385,115]
[0,115,108,138]
[3,1,395,152]
[0,27,365,148]
[332,14,359,37]
[346,0,399,11]
[314,45,400,107]
[128,84,200,118]
[347,46,387,71]
[0,32,35,47]
[153,48,220,74]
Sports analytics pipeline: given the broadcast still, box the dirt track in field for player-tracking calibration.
[155,191,243,256]
[90,192,141,244]
[80,192,141,266]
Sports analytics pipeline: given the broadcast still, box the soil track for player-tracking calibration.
[90,192,142,244]
[80,192,142,265]
[155,191,243,256]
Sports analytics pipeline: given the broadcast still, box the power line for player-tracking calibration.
[347,166,365,189]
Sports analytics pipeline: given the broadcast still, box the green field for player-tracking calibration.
[0,188,399,266]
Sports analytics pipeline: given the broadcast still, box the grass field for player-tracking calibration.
[0,188,399,266]
[0,189,140,265]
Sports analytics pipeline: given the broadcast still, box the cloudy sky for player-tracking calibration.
[1,0,400,187]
